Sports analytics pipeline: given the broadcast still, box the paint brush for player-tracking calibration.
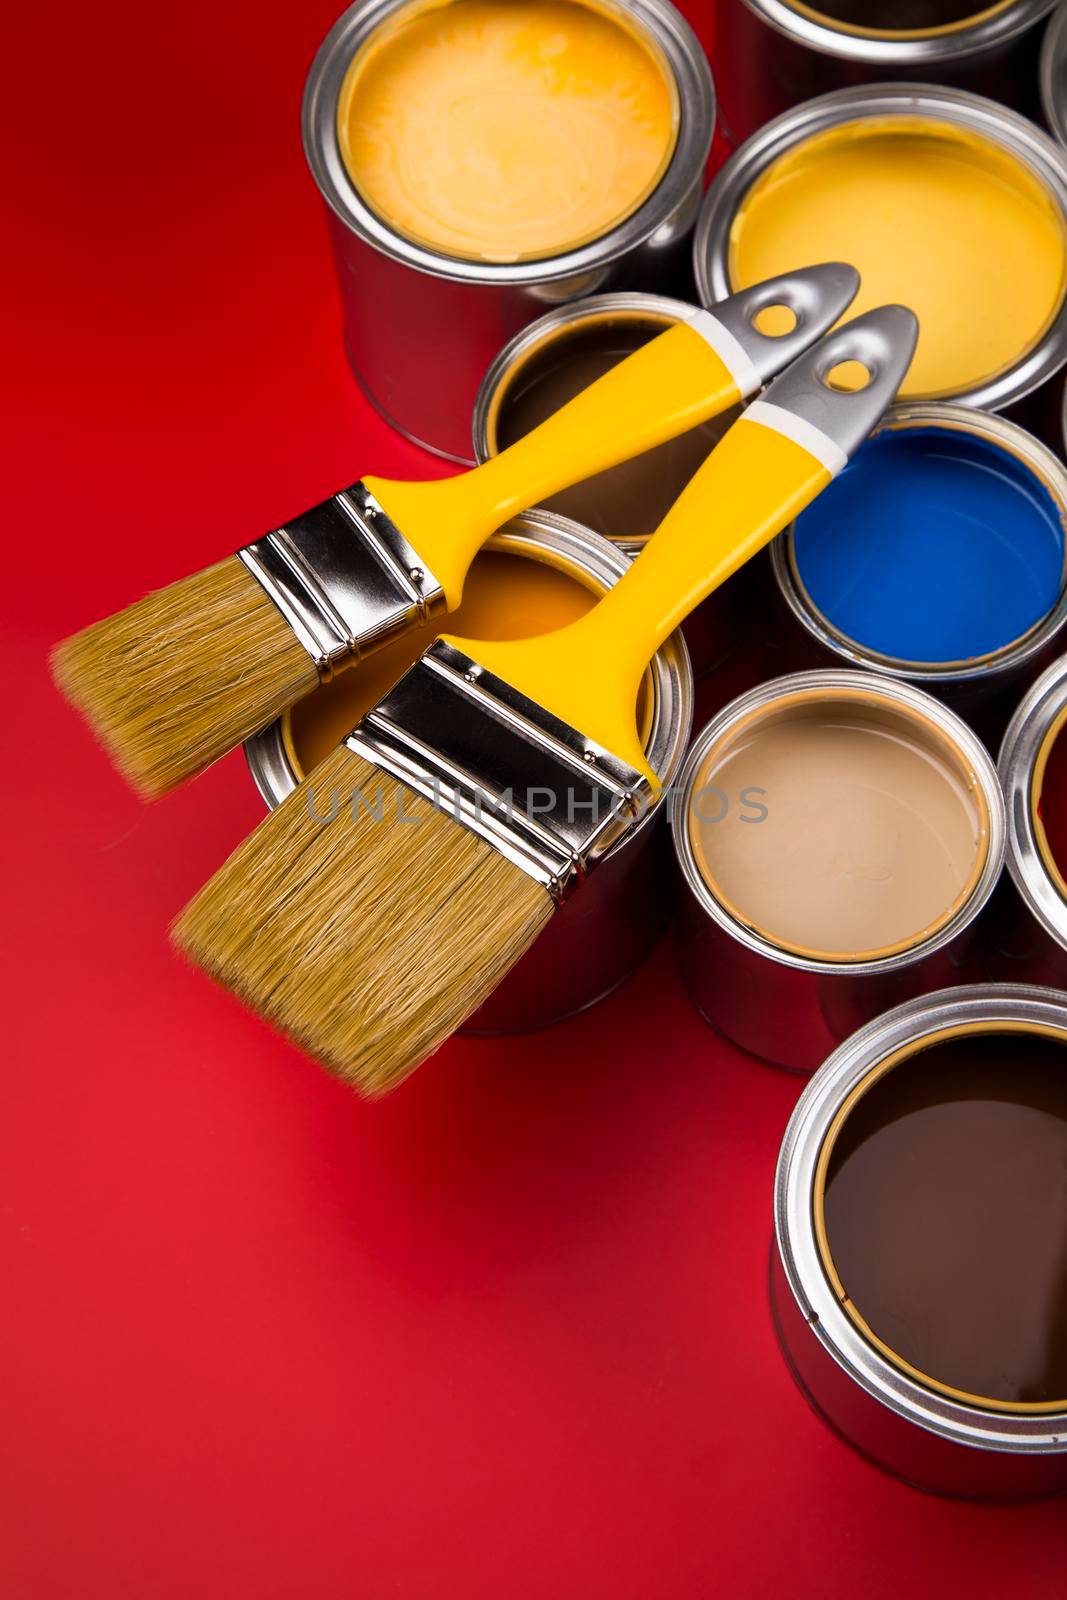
[173,305,917,1095]
[51,265,858,798]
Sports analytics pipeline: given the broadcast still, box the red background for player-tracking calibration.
[4,1,1066,1593]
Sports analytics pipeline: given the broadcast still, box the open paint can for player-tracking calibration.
[471,291,746,673]
[303,0,713,462]
[245,509,692,1033]
[985,654,1067,983]
[712,0,1058,146]
[1040,0,1067,146]
[769,403,1067,734]
[671,671,1005,1071]
[773,983,1067,1499]
[695,86,1067,417]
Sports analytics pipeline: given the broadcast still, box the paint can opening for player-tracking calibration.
[684,686,990,963]
[334,0,681,265]
[483,308,739,545]
[814,1019,1067,1414]
[783,0,1021,40]
[783,408,1067,675]
[715,107,1067,405]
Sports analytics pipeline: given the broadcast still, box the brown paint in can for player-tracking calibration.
[817,1022,1067,1411]
[491,315,736,543]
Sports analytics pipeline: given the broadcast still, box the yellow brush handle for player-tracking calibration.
[361,321,741,606]
[444,420,835,784]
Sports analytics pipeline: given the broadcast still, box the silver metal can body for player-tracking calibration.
[1040,0,1067,146]
[713,0,1057,147]
[773,983,1067,1499]
[245,510,693,1033]
[766,403,1067,743]
[985,655,1067,983]
[303,0,714,463]
[671,670,1006,1072]
[694,84,1067,417]
[470,290,747,675]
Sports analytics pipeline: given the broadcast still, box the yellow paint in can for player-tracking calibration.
[729,117,1067,399]
[337,0,678,264]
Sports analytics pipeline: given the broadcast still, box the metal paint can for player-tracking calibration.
[1040,0,1067,146]
[694,85,1067,418]
[245,509,693,1033]
[985,655,1067,983]
[773,983,1067,1500]
[470,291,749,674]
[767,403,1067,738]
[713,0,1057,147]
[302,0,714,463]
[671,670,1005,1072]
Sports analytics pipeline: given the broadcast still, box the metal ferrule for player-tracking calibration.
[237,482,445,680]
[244,508,693,1036]
[346,639,654,903]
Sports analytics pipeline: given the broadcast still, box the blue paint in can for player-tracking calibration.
[791,425,1066,665]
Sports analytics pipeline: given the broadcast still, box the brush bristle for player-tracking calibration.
[172,746,555,1095]
[51,556,320,799]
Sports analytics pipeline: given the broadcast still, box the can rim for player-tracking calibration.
[670,668,1006,973]
[775,982,1067,1453]
[771,402,1067,682]
[998,652,1067,951]
[693,83,1067,412]
[1040,0,1067,149]
[745,0,1057,63]
[302,0,713,286]
[245,508,694,851]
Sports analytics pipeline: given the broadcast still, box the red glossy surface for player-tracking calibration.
[5,0,1067,1591]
